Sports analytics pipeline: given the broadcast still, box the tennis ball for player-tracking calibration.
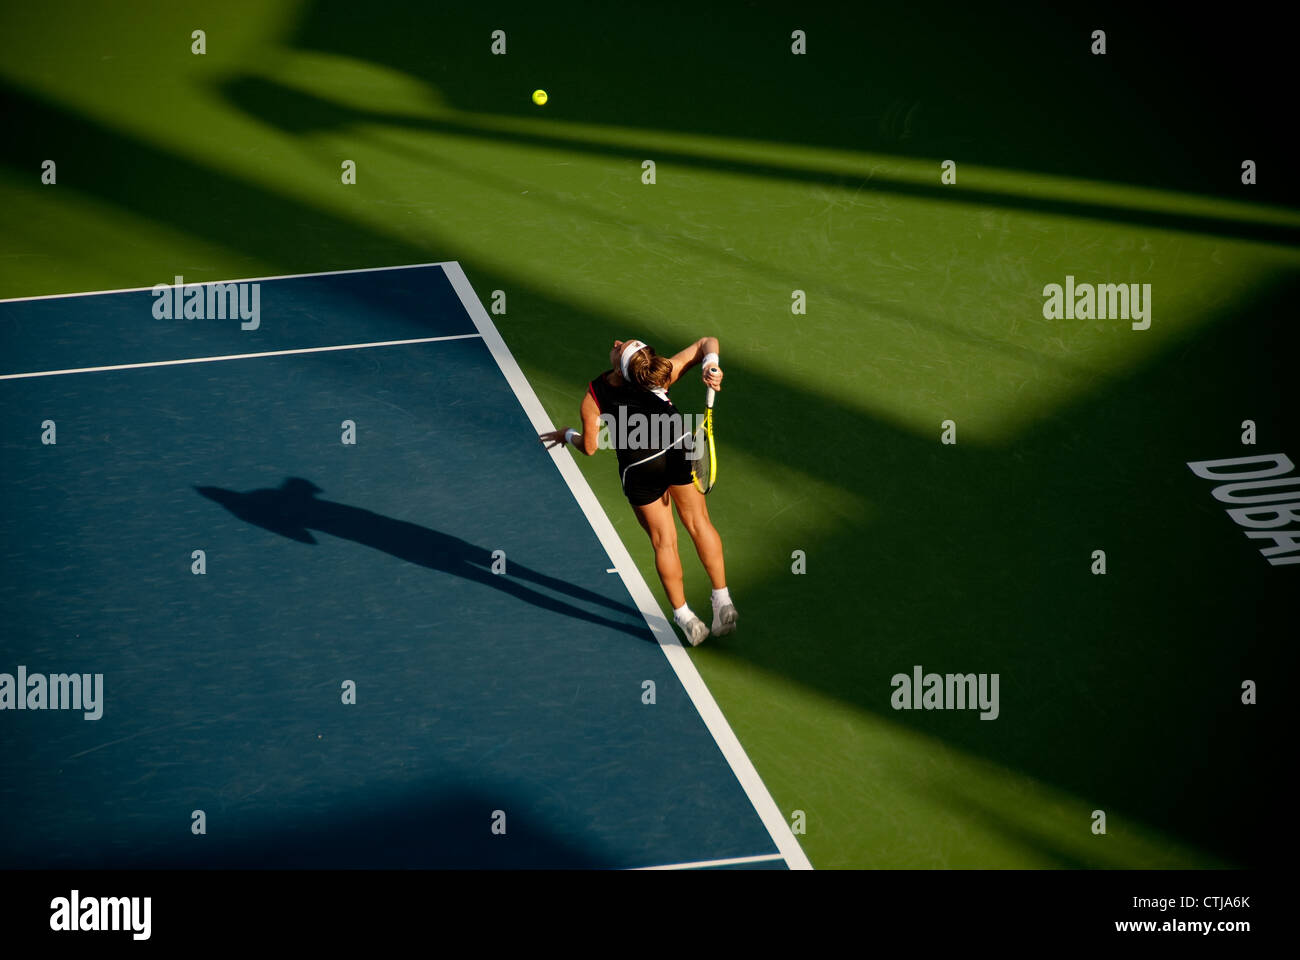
[532,89,548,106]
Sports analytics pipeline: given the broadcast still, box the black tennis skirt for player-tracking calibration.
[620,446,695,506]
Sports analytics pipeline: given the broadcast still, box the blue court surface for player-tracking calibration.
[0,263,807,869]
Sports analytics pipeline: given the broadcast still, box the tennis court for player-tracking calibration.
[0,262,807,869]
[1,0,1292,872]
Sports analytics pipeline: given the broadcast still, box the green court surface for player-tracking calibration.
[1,0,1292,868]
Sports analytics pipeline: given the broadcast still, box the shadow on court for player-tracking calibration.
[63,782,613,869]
[218,74,1300,250]
[3,46,1289,866]
[195,477,648,640]
[279,0,1298,209]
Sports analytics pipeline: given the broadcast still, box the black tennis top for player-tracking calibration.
[587,370,688,473]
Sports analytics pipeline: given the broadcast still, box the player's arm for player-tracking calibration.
[667,336,723,390]
[538,390,602,456]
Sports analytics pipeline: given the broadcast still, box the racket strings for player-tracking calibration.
[692,415,715,493]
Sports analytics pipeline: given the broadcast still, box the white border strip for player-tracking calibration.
[634,853,787,871]
[0,261,451,304]
[0,260,812,869]
[445,260,812,871]
[0,334,481,381]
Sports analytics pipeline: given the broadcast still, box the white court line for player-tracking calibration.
[0,334,481,381]
[2,260,812,869]
[445,260,813,872]
[0,260,452,304]
[634,853,787,871]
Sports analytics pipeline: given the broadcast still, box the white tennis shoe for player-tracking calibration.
[711,602,738,637]
[679,615,710,647]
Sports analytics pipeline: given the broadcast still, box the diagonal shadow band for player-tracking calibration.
[220,75,1300,249]
[5,73,1289,865]
[279,0,1300,211]
[195,478,649,640]
[361,124,1097,379]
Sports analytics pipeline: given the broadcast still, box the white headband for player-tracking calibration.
[619,340,647,380]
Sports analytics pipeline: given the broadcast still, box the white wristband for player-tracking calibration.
[564,428,581,445]
[702,352,720,370]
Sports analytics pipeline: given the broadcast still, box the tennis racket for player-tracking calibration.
[691,374,718,494]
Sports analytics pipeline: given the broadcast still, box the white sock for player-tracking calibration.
[711,587,732,607]
[673,603,697,625]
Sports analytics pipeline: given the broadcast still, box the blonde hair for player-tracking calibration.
[625,346,672,391]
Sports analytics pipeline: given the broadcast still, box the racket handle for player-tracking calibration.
[705,365,719,408]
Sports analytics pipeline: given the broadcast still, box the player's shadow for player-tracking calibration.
[195,477,648,639]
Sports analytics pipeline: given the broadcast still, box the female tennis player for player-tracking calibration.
[539,337,737,646]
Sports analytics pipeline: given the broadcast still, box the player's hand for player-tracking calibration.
[538,429,569,450]
[703,365,723,391]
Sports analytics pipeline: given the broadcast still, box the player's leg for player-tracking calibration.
[669,482,737,636]
[667,481,725,589]
[632,491,684,608]
[633,490,709,645]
